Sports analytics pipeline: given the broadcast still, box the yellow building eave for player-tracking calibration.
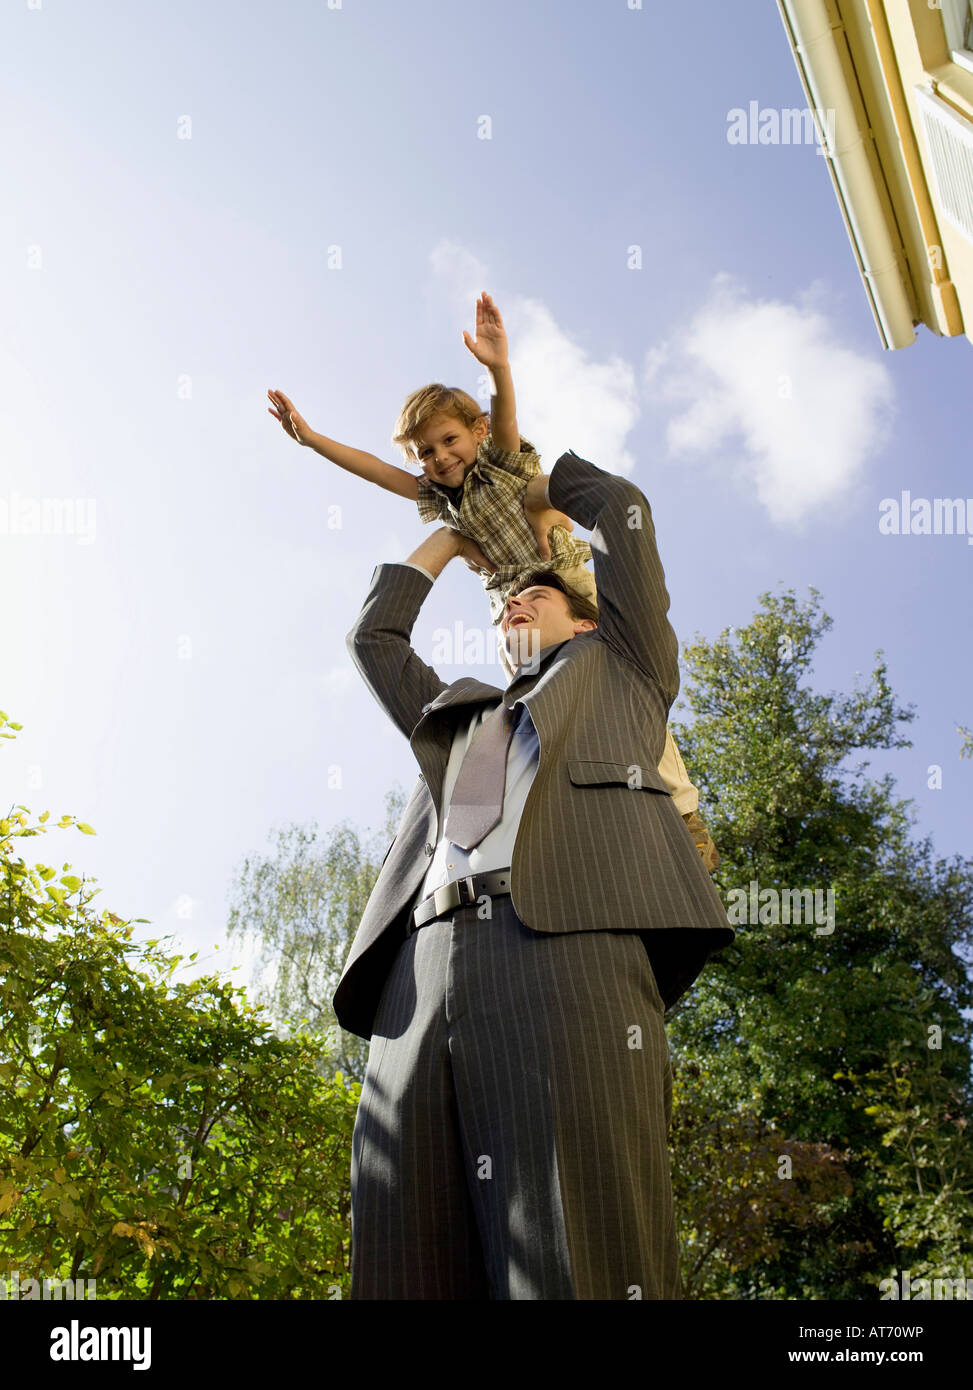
[777,0,918,348]
[859,0,964,338]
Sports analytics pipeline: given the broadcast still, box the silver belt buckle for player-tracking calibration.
[431,881,452,919]
[416,874,478,933]
[437,874,476,915]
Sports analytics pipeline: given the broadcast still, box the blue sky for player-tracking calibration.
[2,0,970,994]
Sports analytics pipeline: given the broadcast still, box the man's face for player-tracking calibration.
[411,413,487,486]
[500,584,597,668]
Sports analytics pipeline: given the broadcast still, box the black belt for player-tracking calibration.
[409,868,513,933]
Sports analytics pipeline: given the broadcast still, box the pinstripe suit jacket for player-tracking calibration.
[333,449,734,1040]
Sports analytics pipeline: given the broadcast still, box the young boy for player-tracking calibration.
[267,292,719,869]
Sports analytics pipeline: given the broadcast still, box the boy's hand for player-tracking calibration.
[523,474,574,561]
[455,533,496,574]
[462,291,509,371]
[267,389,312,446]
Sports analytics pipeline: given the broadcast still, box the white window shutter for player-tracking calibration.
[914,86,973,248]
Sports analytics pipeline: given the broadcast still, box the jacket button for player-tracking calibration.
[424,842,434,856]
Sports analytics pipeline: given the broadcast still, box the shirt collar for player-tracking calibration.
[505,635,571,692]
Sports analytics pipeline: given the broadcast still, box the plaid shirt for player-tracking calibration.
[416,434,592,611]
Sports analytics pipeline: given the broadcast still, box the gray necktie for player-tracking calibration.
[444,702,520,850]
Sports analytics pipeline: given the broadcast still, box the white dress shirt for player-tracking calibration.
[413,697,539,906]
[400,557,548,911]
[401,475,580,909]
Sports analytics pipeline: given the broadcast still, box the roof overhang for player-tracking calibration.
[777,0,917,348]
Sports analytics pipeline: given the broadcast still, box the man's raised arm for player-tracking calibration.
[529,452,680,703]
[345,528,487,740]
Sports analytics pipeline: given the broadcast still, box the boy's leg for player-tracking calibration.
[554,562,597,606]
[656,730,720,872]
[658,729,697,816]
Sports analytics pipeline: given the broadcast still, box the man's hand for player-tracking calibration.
[461,291,509,371]
[455,533,496,574]
[523,473,575,561]
[267,389,312,446]
[405,527,496,580]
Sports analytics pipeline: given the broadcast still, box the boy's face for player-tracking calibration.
[410,412,488,486]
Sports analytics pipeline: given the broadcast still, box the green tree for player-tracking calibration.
[672,1062,853,1299]
[226,790,405,1085]
[0,712,359,1299]
[668,590,973,1299]
[837,1037,973,1280]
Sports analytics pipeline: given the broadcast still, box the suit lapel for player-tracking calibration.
[409,638,587,826]
[410,676,504,822]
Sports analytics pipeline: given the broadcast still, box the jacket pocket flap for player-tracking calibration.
[567,759,671,793]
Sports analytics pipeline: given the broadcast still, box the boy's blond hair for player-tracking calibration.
[392,384,488,462]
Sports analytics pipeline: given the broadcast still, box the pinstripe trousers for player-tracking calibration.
[349,893,683,1300]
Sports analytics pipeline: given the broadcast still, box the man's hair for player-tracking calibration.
[392,384,488,462]
[510,569,599,625]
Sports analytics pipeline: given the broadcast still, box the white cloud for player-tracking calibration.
[429,241,490,309]
[645,273,895,525]
[503,297,640,475]
[166,895,204,929]
[642,342,670,385]
[313,665,356,697]
[429,240,640,474]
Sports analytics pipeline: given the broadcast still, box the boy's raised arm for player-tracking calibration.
[462,292,520,454]
[487,362,519,454]
[267,389,419,501]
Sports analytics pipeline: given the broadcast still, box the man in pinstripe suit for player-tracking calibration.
[333,448,734,1300]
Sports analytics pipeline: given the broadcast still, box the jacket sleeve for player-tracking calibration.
[345,562,449,740]
[546,450,680,705]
